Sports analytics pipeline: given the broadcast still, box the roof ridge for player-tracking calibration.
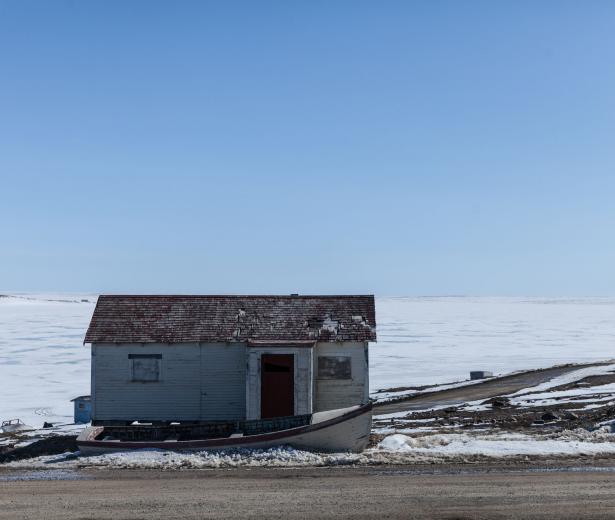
[97,294,375,298]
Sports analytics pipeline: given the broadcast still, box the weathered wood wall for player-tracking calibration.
[92,342,245,422]
[313,341,369,412]
[200,343,246,420]
[91,340,370,421]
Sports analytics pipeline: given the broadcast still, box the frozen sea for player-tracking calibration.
[372,296,615,392]
[1,294,614,427]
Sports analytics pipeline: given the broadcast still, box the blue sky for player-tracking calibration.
[1,1,614,295]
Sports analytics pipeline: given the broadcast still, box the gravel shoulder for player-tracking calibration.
[3,463,615,519]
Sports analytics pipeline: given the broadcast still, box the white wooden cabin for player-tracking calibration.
[84,295,377,425]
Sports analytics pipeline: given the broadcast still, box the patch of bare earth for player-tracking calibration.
[373,372,615,443]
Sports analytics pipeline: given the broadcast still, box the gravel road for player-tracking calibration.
[3,463,615,519]
[375,361,614,414]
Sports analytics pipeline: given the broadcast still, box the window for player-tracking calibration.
[129,354,162,382]
[317,356,352,380]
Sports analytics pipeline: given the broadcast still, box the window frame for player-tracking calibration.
[128,353,162,383]
[316,355,352,380]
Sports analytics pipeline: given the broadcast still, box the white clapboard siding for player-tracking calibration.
[200,343,246,420]
[313,341,369,412]
[93,342,247,422]
[93,343,202,421]
[92,340,370,421]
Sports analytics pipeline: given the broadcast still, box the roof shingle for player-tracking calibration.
[84,295,376,344]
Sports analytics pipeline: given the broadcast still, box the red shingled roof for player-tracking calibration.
[84,295,376,344]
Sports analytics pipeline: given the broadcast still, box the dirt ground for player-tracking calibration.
[3,463,615,519]
[371,361,615,442]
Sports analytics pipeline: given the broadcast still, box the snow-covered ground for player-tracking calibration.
[375,428,615,461]
[2,294,615,430]
[7,427,615,469]
[374,363,615,424]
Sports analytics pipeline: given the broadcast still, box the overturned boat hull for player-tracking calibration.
[77,404,372,455]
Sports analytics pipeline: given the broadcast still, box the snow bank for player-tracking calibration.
[377,428,615,459]
[9,428,615,470]
[7,447,369,470]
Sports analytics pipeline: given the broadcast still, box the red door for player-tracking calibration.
[261,354,294,418]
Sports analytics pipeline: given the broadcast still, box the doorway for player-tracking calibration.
[260,354,294,418]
